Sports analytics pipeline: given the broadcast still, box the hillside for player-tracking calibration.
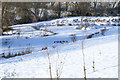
[0,16,119,78]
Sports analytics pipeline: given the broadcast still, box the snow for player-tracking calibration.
[0,16,119,78]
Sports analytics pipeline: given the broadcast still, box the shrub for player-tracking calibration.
[70,34,77,42]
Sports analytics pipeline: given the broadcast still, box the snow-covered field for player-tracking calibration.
[0,16,119,78]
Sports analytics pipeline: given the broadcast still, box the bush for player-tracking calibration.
[57,24,64,26]
[70,34,77,42]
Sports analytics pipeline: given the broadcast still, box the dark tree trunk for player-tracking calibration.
[58,2,61,18]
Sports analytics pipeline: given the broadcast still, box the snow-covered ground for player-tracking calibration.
[0,16,119,78]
